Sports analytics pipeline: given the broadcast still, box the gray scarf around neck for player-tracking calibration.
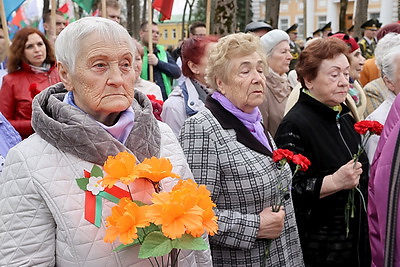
[32,83,161,165]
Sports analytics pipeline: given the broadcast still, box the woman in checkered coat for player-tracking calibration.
[179,33,304,266]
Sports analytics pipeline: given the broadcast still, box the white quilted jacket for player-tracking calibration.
[0,84,212,266]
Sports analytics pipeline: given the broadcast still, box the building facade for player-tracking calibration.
[253,0,398,39]
[155,14,189,49]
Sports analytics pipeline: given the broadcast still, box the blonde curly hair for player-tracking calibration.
[205,33,268,91]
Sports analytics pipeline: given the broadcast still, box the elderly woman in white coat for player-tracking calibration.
[259,29,293,137]
[0,17,212,266]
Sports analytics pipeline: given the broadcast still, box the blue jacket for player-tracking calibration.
[0,112,21,173]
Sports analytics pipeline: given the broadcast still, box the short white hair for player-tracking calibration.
[381,46,400,83]
[55,17,135,73]
[375,33,400,82]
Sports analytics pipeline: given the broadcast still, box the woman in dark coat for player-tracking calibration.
[275,37,370,267]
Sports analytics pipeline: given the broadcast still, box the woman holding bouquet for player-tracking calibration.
[179,33,304,266]
[275,37,370,266]
[0,17,212,266]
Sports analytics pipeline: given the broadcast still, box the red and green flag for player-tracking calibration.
[152,0,174,21]
[72,0,95,14]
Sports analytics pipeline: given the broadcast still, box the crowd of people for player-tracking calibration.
[1,1,400,266]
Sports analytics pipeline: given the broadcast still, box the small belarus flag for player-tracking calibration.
[152,0,174,21]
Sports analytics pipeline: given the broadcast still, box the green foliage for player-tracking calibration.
[138,231,208,259]
[171,233,208,250]
[138,231,174,258]
[91,165,104,178]
[76,178,89,190]
[192,0,206,22]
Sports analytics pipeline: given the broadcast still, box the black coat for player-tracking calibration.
[275,92,370,267]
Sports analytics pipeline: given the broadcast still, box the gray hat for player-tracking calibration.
[260,29,290,56]
[245,21,273,33]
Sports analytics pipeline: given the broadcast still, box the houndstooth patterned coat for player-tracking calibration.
[179,97,304,267]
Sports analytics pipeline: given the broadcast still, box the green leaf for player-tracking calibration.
[137,223,161,241]
[76,178,89,190]
[138,231,173,258]
[172,234,208,250]
[113,242,137,252]
[91,165,103,178]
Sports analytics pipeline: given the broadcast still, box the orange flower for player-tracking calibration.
[104,197,150,245]
[137,157,180,182]
[147,179,218,239]
[119,163,151,185]
[193,184,218,237]
[101,152,138,188]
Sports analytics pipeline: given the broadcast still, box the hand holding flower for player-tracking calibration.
[257,206,285,239]
[334,160,362,190]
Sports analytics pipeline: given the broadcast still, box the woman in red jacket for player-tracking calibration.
[0,27,60,139]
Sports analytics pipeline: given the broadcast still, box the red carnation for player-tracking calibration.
[29,83,40,99]
[354,120,383,136]
[272,149,294,163]
[292,154,311,172]
[147,95,164,121]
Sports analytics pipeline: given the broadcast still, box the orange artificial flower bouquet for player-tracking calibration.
[75,151,218,266]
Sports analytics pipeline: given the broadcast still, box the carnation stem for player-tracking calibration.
[171,248,181,267]
[147,258,156,267]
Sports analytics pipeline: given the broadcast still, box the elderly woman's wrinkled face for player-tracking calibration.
[217,52,266,113]
[349,48,365,80]
[384,55,400,95]
[60,34,135,125]
[268,41,292,75]
[24,33,47,67]
[306,53,350,107]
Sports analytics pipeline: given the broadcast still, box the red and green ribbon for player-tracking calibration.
[77,167,131,228]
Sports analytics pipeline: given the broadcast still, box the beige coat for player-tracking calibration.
[259,69,292,137]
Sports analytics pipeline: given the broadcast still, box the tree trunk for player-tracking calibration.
[265,0,281,28]
[339,0,348,33]
[132,0,140,39]
[126,0,133,36]
[354,0,369,39]
[188,0,195,26]
[182,0,189,39]
[43,0,50,14]
[142,0,147,23]
[213,0,237,35]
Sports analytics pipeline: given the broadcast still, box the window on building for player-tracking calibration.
[172,29,176,39]
[318,16,327,29]
[370,13,380,20]
[297,17,304,40]
[280,18,289,31]
[163,29,168,39]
